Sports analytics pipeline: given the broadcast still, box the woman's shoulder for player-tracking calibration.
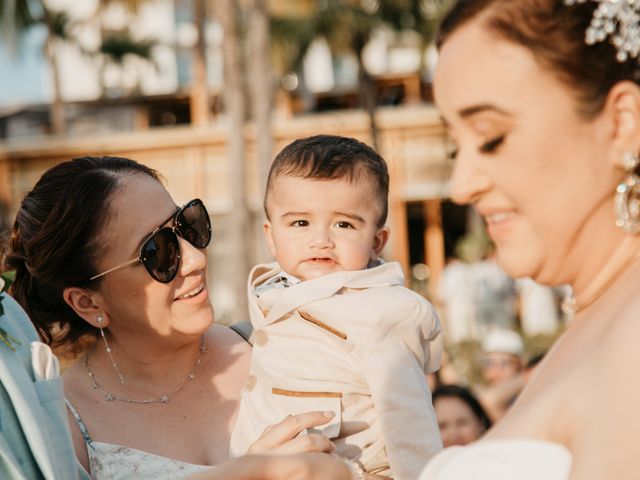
[208,323,252,350]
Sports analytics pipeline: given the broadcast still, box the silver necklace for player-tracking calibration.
[83,337,207,404]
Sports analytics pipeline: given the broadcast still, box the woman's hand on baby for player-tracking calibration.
[190,453,351,480]
[247,411,336,455]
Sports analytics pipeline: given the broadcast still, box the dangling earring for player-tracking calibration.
[96,314,125,385]
[615,151,640,234]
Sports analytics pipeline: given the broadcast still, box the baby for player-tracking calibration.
[230,135,443,479]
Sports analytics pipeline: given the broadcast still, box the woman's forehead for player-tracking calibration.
[434,21,542,120]
[101,175,175,250]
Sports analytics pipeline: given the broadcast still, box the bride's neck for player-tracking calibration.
[571,236,640,313]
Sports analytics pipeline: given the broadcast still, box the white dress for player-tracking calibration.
[66,399,212,480]
[419,439,572,479]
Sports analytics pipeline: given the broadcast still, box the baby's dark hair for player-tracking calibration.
[265,135,389,226]
[4,156,161,354]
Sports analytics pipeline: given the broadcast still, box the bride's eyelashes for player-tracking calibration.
[479,135,505,154]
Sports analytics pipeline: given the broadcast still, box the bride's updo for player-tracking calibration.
[437,0,640,119]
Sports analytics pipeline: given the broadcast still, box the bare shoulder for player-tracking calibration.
[568,298,640,478]
[204,324,251,378]
[207,323,252,353]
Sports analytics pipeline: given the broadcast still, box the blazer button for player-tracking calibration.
[254,330,269,346]
[245,374,257,391]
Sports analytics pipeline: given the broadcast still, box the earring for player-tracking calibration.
[615,151,640,234]
[96,314,125,385]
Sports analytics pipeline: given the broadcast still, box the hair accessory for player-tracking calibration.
[96,314,125,385]
[615,151,640,234]
[83,336,207,404]
[565,0,640,62]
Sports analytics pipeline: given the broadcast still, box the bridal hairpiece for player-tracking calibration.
[564,0,640,62]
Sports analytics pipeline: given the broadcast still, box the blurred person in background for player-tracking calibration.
[472,250,518,336]
[437,256,478,342]
[516,277,561,336]
[433,384,492,448]
[476,328,526,421]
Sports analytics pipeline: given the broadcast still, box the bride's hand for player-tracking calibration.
[247,411,336,455]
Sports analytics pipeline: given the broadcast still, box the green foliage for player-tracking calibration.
[271,0,449,74]
[100,34,157,65]
[0,269,19,351]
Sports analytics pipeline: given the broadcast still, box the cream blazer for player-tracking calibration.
[230,262,443,480]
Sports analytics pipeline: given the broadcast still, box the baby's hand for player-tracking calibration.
[247,411,336,455]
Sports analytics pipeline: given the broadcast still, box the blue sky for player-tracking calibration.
[0,27,48,107]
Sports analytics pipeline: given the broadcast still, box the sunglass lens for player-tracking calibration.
[177,199,211,249]
[141,228,180,283]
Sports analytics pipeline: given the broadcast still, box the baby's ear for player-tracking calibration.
[372,226,390,256]
[263,221,277,258]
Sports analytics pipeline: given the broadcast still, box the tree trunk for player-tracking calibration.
[354,39,379,151]
[46,32,65,135]
[218,0,251,322]
[190,0,209,126]
[246,0,273,262]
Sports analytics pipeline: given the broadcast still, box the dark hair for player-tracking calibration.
[433,384,493,431]
[4,156,161,353]
[437,0,640,118]
[265,135,390,226]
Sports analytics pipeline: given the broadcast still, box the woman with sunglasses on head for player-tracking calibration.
[4,156,339,479]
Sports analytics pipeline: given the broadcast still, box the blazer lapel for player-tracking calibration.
[251,261,405,324]
[265,271,349,324]
[0,344,59,480]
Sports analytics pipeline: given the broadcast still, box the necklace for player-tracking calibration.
[83,336,207,404]
[561,250,640,317]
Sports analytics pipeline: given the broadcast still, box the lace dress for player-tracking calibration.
[66,399,213,480]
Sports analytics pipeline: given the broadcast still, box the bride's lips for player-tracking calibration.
[481,210,517,239]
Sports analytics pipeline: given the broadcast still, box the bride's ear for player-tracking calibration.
[604,81,640,164]
[62,287,107,328]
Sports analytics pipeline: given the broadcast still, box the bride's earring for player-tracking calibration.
[615,151,640,234]
[96,314,125,384]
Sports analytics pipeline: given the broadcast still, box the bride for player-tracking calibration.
[420,0,640,478]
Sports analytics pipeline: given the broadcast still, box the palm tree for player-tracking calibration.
[98,31,157,95]
[271,1,383,148]
[271,0,448,150]
[0,0,73,134]
[246,2,273,194]
[190,0,209,126]
[217,0,252,321]
[0,0,158,134]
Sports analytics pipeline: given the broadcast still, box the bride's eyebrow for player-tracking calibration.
[458,104,513,119]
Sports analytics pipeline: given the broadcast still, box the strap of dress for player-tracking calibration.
[229,321,254,346]
[65,398,94,447]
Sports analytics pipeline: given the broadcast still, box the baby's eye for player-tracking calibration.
[290,220,308,227]
[335,221,354,229]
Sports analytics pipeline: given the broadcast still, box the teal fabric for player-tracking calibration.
[0,293,89,480]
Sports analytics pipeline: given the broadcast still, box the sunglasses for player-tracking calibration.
[90,198,212,283]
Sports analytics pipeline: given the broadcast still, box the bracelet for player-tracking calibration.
[339,458,366,480]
